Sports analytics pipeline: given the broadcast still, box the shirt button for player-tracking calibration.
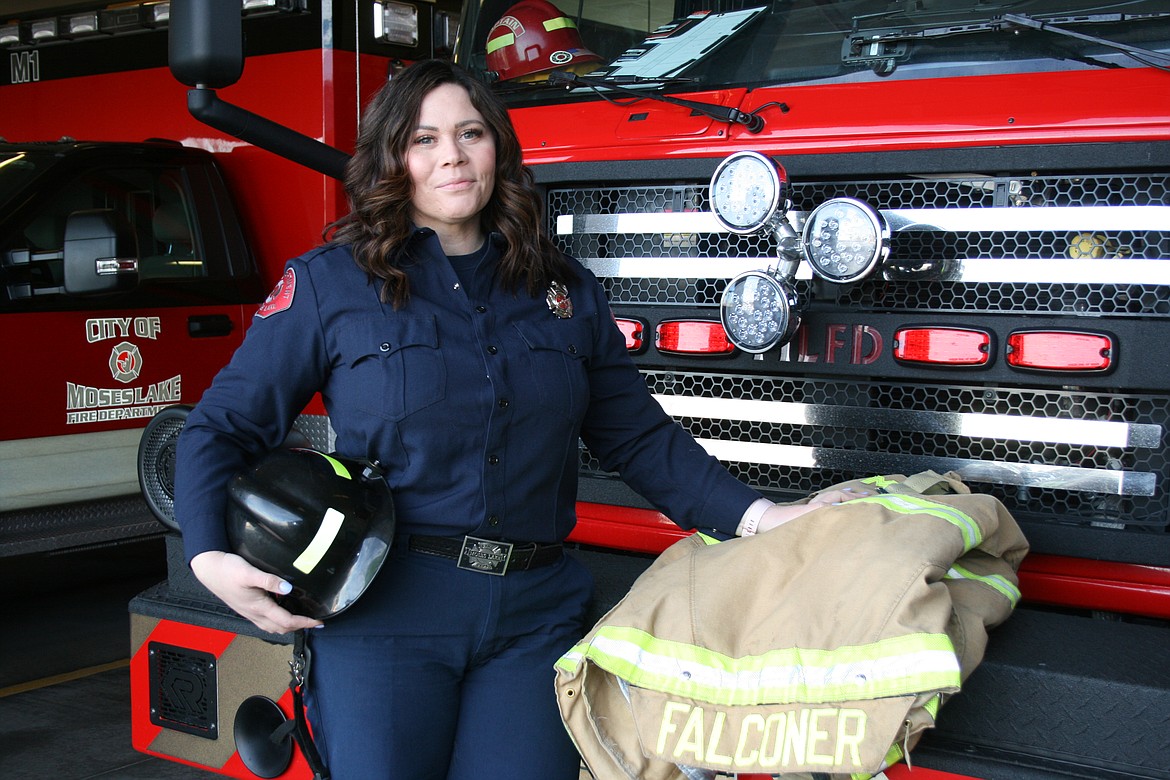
[488,455,500,465]
[568,344,578,354]
[380,342,391,352]
[488,515,500,527]
[498,398,509,408]
[487,345,498,355]
[476,305,487,313]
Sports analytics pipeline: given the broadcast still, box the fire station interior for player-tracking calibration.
[5,0,1170,777]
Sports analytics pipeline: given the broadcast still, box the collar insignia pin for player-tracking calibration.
[546,280,573,319]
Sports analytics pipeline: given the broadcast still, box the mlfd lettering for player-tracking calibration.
[655,702,867,771]
[795,324,882,364]
[86,316,161,342]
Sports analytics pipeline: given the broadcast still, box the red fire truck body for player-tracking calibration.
[511,69,1170,160]
[3,0,1169,778]
[0,5,387,551]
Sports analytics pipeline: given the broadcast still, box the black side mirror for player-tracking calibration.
[63,209,139,295]
[169,0,244,89]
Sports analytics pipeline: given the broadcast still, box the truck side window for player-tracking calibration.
[1,166,206,304]
[140,176,203,279]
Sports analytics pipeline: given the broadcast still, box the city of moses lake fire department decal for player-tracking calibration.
[66,316,182,425]
[109,341,143,383]
[257,267,296,318]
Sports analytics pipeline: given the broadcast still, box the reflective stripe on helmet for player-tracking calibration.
[486,31,514,54]
[293,507,346,574]
[543,15,577,31]
[557,627,961,705]
[312,450,353,480]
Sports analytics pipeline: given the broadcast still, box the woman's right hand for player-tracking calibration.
[190,550,323,634]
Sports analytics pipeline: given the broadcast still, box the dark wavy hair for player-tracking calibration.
[327,59,573,307]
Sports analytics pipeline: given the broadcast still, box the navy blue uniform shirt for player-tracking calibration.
[175,229,761,561]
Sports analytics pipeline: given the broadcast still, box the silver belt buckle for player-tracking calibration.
[458,536,513,575]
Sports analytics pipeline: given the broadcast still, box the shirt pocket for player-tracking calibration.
[338,315,446,421]
[513,317,593,422]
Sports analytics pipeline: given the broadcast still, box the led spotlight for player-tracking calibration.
[29,18,59,40]
[801,197,889,284]
[719,270,800,354]
[64,12,100,37]
[374,1,419,46]
[709,151,787,234]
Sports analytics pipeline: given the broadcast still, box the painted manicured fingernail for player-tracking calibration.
[277,580,293,595]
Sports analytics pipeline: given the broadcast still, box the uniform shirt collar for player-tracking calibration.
[407,225,506,250]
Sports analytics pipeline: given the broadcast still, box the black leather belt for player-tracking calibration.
[408,535,563,576]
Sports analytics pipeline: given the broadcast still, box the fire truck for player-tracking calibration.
[4,0,1170,777]
[0,0,451,554]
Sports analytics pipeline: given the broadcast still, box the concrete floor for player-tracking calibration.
[0,537,597,780]
[0,537,210,779]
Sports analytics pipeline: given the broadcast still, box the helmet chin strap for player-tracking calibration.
[270,630,331,780]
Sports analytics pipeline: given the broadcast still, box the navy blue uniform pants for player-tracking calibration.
[304,542,593,780]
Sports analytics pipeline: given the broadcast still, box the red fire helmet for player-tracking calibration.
[486,0,605,82]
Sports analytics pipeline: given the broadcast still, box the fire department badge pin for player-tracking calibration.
[546,280,572,319]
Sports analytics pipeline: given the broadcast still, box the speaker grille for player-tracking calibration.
[148,641,219,739]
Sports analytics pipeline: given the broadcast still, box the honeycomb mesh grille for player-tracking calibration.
[553,170,1170,537]
[549,174,1170,315]
[581,373,1169,529]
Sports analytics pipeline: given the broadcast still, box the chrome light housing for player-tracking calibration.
[709,151,787,234]
[801,197,889,284]
[374,0,419,45]
[719,270,801,354]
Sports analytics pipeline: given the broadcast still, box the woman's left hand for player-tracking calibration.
[755,488,872,534]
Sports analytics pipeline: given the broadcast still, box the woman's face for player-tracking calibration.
[406,82,497,240]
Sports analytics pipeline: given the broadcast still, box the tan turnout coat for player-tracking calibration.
[555,472,1029,780]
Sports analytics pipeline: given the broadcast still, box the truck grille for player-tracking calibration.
[550,168,1170,555]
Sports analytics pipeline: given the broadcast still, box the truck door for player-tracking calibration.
[0,150,256,526]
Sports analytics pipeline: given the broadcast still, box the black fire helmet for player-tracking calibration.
[226,448,395,620]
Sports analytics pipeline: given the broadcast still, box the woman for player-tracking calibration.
[175,59,861,779]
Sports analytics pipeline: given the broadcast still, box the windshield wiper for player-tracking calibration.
[545,70,782,133]
[1001,13,1170,70]
[583,74,699,85]
[844,10,1170,72]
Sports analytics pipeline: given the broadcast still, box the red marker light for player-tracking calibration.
[614,317,646,352]
[1006,330,1113,371]
[656,320,735,355]
[894,327,991,366]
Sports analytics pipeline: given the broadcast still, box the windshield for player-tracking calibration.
[459,0,1170,104]
[0,150,49,212]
